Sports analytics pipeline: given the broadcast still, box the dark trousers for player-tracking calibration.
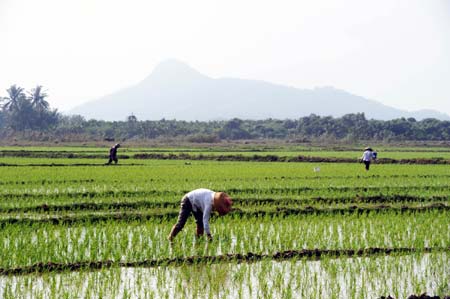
[107,157,118,164]
[364,161,370,170]
[173,196,204,236]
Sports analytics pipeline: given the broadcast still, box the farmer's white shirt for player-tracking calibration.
[362,150,372,161]
[186,188,215,235]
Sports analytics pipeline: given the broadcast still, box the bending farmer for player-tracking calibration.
[168,188,233,241]
[106,143,121,165]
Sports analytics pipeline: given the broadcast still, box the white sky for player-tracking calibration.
[1,0,449,115]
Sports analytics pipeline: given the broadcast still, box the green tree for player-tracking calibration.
[219,118,251,139]
[28,85,49,111]
[2,85,26,112]
[1,85,60,131]
[7,96,34,130]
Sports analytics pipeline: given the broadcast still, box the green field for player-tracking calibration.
[2,144,450,160]
[0,146,448,298]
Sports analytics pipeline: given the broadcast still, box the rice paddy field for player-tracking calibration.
[0,145,448,298]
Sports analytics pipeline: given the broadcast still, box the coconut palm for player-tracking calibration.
[28,85,49,112]
[2,85,26,112]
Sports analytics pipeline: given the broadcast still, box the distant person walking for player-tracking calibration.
[168,188,233,242]
[106,143,120,165]
[361,147,376,171]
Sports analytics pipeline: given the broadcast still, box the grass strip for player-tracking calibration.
[0,195,448,213]
[2,185,449,200]
[1,151,449,164]
[0,163,143,167]
[0,204,447,227]
[1,173,450,186]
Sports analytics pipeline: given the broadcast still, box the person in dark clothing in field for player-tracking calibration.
[106,143,120,165]
[168,188,233,242]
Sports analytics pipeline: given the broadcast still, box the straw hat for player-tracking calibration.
[213,192,233,215]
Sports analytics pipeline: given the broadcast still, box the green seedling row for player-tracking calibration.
[2,252,448,299]
[0,210,448,270]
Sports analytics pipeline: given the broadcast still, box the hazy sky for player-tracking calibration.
[1,0,449,115]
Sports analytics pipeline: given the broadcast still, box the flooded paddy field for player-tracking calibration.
[0,146,448,298]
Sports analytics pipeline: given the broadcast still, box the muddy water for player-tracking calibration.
[0,252,448,298]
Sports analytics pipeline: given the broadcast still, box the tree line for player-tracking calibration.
[1,85,449,141]
[0,85,59,131]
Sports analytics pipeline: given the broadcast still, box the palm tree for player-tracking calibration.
[28,85,49,112]
[2,85,26,112]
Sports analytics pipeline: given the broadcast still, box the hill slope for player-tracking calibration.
[70,60,449,121]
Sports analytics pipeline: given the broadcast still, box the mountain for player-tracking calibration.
[70,59,450,121]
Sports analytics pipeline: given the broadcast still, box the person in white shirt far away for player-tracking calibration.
[361,147,377,171]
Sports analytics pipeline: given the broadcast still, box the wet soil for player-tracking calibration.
[0,246,447,276]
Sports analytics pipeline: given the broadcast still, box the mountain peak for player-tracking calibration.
[71,61,450,121]
[142,59,209,85]
[153,59,196,73]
